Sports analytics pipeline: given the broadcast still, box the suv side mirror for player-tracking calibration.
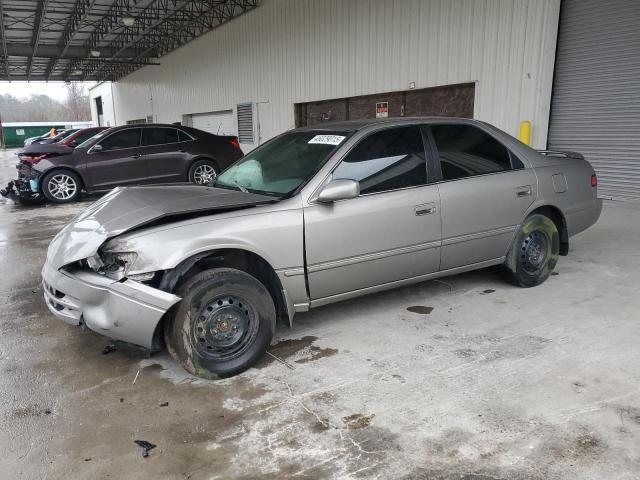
[317,179,360,203]
[91,144,103,153]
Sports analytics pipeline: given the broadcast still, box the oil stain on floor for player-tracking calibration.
[257,335,338,367]
[407,306,434,314]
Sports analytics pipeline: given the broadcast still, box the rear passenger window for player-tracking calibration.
[177,130,192,142]
[332,126,427,195]
[142,128,180,146]
[431,125,513,181]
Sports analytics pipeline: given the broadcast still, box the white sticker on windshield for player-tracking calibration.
[308,134,346,146]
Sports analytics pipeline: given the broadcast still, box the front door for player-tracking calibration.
[304,125,441,301]
[429,124,537,270]
[84,128,147,189]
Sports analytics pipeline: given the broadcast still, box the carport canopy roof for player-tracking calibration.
[0,0,258,82]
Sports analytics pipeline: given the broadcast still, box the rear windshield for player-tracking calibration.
[215,130,351,197]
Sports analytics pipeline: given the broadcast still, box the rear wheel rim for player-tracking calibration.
[519,229,550,274]
[191,294,259,361]
[193,164,216,184]
[48,174,77,200]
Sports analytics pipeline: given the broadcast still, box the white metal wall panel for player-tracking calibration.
[102,0,560,150]
[548,0,640,202]
[191,111,236,136]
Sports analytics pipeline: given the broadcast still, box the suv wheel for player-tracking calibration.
[164,268,276,379]
[503,214,560,287]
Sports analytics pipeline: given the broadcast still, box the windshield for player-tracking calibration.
[215,130,351,197]
[77,131,107,149]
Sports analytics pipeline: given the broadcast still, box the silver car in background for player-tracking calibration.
[42,117,602,378]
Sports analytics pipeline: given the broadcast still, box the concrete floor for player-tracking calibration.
[1,148,639,480]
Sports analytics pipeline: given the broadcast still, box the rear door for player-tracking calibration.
[84,128,146,189]
[304,125,441,301]
[142,127,193,183]
[429,124,537,270]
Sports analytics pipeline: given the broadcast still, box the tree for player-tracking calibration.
[64,82,91,121]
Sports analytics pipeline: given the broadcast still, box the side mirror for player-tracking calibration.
[91,144,103,153]
[317,179,360,203]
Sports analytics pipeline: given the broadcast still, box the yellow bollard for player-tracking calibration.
[519,121,532,146]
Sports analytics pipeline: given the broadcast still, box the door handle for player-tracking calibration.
[415,203,436,216]
[516,185,532,197]
[131,154,142,159]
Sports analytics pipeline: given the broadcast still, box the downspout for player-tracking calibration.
[110,82,118,126]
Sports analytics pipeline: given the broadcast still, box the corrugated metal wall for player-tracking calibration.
[548,0,640,202]
[102,0,560,150]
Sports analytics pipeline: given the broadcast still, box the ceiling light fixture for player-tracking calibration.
[122,16,135,27]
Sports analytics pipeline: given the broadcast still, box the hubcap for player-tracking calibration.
[520,230,549,273]
[48,174,77,200]
[192,295,257,361]
[193,165,216,184]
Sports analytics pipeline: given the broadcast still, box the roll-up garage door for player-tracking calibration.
[548,0,640,202]
[191,110,236,136]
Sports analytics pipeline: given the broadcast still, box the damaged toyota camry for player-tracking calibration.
[42,118,602,378]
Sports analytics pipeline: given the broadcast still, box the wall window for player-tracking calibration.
[431,125,513,180]
[332,126,427,195]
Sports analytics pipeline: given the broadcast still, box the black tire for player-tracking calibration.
[188,159,218,185]
[503,214,560,287]
[164,268,276,379]
[41,170,82,204]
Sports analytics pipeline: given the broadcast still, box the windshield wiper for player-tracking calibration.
[232,180,249,193]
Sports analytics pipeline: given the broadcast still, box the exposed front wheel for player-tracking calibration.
[188,160,218,185]
[164,268,276,379]
[41,170,82,204]
[503,214,560,287]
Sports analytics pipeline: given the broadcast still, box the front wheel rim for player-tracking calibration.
[48,174,77,200]
[193,165,216,184]
[519,229,550,274]
[191,294,259,361]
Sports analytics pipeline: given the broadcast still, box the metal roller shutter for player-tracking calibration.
[548,0,640,202]
[191,111,236,136]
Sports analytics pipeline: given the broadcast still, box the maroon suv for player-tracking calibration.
[4,124,243,204]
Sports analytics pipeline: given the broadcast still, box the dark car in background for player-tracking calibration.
[18,127,110,164]
[3,124,243,204]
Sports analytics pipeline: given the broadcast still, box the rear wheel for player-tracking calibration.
[503,214,560,287]
[188,160,218,185]
[164,268,275,379]
[42,170,82,204]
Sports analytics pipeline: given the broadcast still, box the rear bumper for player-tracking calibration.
[42,262,180,349]
[566,198,603,237]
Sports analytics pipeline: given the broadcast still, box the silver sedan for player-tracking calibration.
[42,117,602,378]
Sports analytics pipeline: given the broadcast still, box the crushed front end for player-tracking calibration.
[0,159,45,205]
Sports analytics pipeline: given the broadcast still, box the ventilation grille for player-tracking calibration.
[236,103,254,143]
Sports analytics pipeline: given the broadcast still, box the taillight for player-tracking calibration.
[20,154,47,164]
[591,174,598,187]
[229,138,240,149]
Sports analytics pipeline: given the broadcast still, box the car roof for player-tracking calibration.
[293,116,482,132]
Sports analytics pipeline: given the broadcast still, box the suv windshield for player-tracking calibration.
[215,130,351,197]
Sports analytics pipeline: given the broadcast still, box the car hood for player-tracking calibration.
[46,185,276,270]
[21,143,75,156]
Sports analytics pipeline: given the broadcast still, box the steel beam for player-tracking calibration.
[26,0,50,80]
[0,0,9,80]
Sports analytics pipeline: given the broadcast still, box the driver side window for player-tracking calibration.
[332,126,427,195]
[98,129,142,151]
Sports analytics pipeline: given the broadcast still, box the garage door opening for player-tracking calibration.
[294,83,475,127]
[186,110,236,136]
